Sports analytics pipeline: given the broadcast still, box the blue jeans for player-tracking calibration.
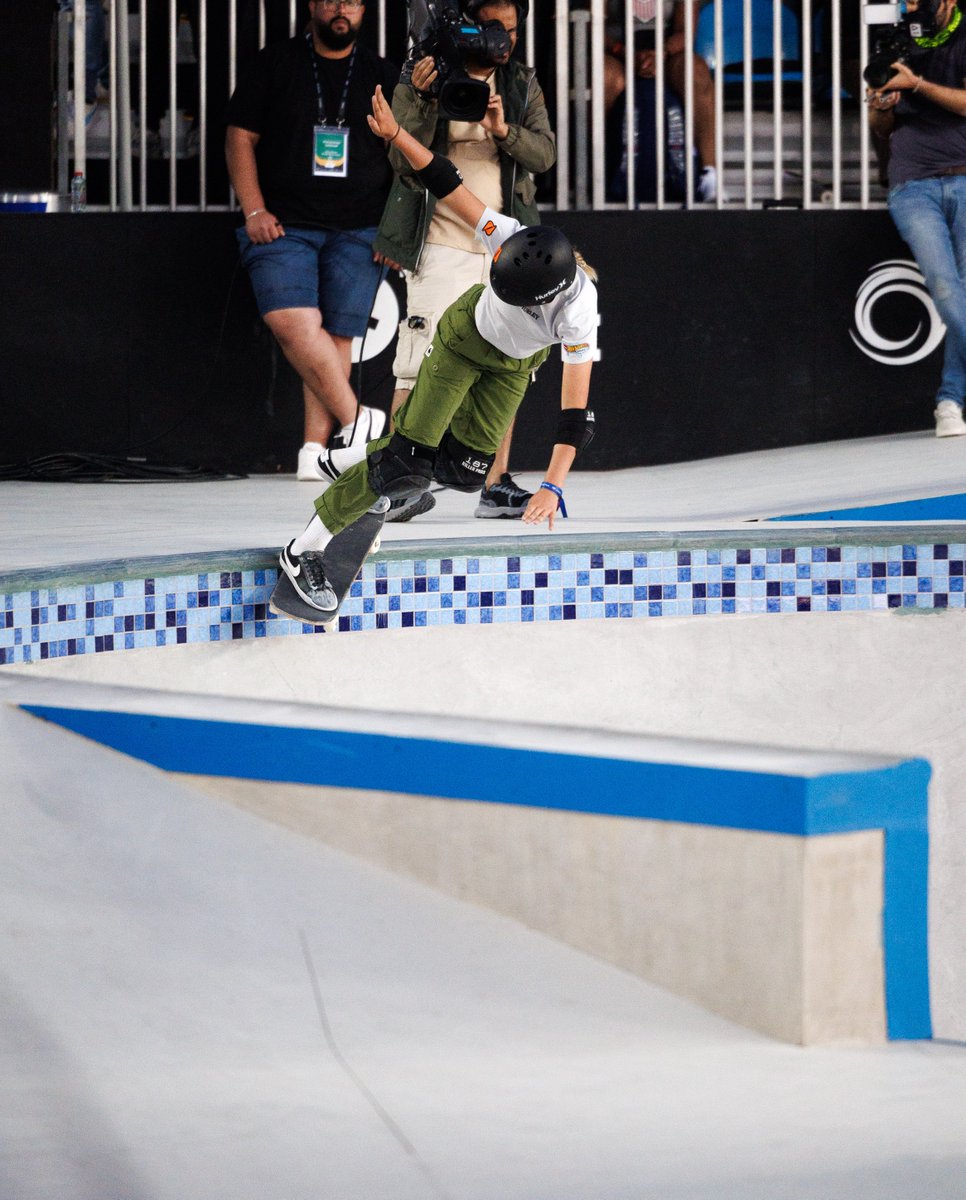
[236,225,383,337]
[889,176,966,407]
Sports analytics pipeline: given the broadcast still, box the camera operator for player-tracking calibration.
[868,0,966,437]
[368,1,556,522]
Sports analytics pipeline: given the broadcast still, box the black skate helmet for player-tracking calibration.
[490,225,577,307]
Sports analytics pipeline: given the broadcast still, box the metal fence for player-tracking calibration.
[55,0,882,212]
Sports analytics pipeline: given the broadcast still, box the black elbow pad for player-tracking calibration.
[556,408,595,452]
[415,154,463,200]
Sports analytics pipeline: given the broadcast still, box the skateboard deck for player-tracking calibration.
[269,503,387,627]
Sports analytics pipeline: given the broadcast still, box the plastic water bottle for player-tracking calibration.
[70,171,87,213]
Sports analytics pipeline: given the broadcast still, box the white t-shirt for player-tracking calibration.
[473,208,599,365]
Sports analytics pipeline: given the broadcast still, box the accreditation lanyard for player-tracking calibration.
[307,33,355,178]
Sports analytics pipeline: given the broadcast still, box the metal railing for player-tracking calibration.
[55,0,882,212]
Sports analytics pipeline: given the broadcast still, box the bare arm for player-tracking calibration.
[368,84,486,230]
[522,360,594,531]
[225,125,284,242]
[868,60,966,127]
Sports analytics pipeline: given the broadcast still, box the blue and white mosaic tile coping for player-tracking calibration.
[2,527,966,666]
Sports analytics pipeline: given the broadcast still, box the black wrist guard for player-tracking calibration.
[555,408,596,453]
[416,153,463,200]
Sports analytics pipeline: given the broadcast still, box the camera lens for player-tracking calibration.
[439,75,490,121]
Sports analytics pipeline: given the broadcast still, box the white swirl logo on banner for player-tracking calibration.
[850,258,946,365]
[351,279,400,364]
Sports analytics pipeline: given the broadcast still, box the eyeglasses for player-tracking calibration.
[316,0,363,9]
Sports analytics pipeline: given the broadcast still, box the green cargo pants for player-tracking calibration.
[315,284,550,534]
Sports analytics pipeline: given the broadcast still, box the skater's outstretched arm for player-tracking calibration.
[522,360,593,531]
[368,84,486,231]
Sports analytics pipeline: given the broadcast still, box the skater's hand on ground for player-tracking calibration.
[522,488,561,531]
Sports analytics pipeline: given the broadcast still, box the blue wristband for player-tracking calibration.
[540,481,567,518]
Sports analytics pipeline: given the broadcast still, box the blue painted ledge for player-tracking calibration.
[22,704,932,1043]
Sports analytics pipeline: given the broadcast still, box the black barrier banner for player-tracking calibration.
[0,211,943,473]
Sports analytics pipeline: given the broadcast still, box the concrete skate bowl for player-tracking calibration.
[3,521,965,1046]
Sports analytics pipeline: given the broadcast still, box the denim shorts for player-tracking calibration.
[236,224,383,338]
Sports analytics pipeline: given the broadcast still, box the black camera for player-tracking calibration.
[403,0,512,122]
[863,1,936,89]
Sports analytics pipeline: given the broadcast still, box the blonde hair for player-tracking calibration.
[573,248,598,282]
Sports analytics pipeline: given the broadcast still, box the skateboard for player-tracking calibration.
[269,499,388,628]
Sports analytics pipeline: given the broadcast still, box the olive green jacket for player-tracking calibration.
[373,58,555,271]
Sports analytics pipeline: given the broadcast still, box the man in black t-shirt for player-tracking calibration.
[226,0,399,479]
[868,0,966,438]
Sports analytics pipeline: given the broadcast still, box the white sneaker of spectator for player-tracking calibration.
[698,165,728,203]
[934,400,966,438]
[296,404,387,481]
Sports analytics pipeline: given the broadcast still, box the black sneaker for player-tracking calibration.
[278,540,337,613]
[474,473,532,519]
[385,491,436,524]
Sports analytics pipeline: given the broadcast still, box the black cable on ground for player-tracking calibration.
[0,453,247,483]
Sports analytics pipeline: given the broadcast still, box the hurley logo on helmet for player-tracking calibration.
[533,279,569,303]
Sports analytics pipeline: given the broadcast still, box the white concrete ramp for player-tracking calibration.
[2,702,965,1200]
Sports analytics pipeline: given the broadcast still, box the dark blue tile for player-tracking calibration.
[888,594,901,608]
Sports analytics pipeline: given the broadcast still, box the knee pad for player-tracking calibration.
[433,431,495,493]
[366,432,435,501]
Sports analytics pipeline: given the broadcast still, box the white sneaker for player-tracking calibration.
[935,400,966,438]
[697,165,728,204]
[297,441,325,481]
[333,404,386,451]
[296,406,387,481]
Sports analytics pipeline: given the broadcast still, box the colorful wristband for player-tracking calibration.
[540,481,567,518]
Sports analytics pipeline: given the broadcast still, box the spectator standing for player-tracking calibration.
[225,0,398,479]
[364,0,556,522]
[867,0,966,437]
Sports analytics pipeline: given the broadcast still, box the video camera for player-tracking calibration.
[863,1,939,89]
[403,0,514,122]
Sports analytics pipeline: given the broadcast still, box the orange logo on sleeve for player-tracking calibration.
[483,220,497,236]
